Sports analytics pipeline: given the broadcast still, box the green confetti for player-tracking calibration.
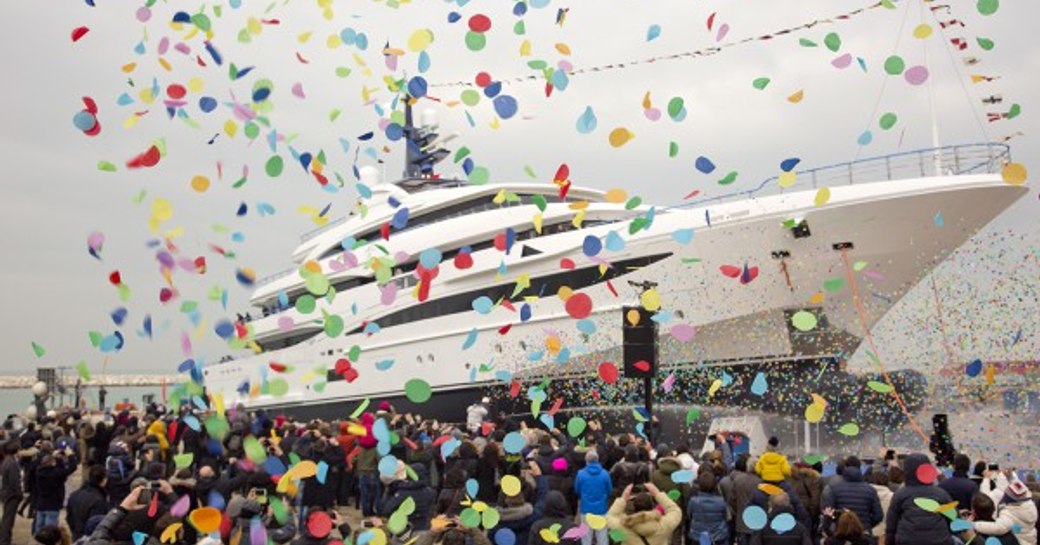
[867,381,894,394]
[837,423,860,436]
[350,398,371,419]
[976,37,994,50]
[798,38,817,48]
[824,32,841,52]
[324,314,344,337]
[717,171,738,185]
[976,0,999,16]
[460,508,481,528]
[567,416,587,437]
[685,408,700,424]
[404,379,432,403]
[295,294,316,314]
[884,55,905,75]
[334,67,352,78]
[31,342,45,358]
[481,508,500,529]
[668,141,679,158]
[265,155,284,177]
[97,160,117,172]
[823,277,845,293]
[752,77,771,90]
[879,112,898,130]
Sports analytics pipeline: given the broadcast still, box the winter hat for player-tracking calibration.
[768,436,779,448]
[379,401,392,412]
[1005,480,1032,502]
[551,457,568,473]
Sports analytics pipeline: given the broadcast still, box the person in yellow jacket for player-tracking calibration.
[606,482,682,545]
[754,437,791,483]
[145,419,170,460]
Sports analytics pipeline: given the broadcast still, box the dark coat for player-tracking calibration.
[687,492,729,544]
[748,507,814,545]
[34,458,78,510]
[789,466,824,520]
[382,464,437,531]
[822,466,884,529]
[937,472,978,511]
[497,476,548,545]
[66,483,109,539]
[652,458,691,508]
[529,491,578,545]
[884,454,953,545]
[729,470,763,535]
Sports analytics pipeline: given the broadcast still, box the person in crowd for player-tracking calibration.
[651,454,691,511]
[607,482,682,545]
[755,437,791,484]
[466,398,490,436]
[475,441,506,504]
[971,461,988,488]
[609,445,650,499]
[289,509,352,545]
[414,516,494,545]
[961,493,1019,545]
[382,462,437,532]
[66,465,109,540]
[822,456,883,534]
[865,470,892,545]
[884,453,954,545]
[749,492,813,545]
[32,524,70,545]
[435,468,468,517]
[32,449,79,534]
[687,471,728,545]
[575,451,613,545]
[973,480,1038,545]
[938,454,978,511]
[529,491,577,545]
[0,441,22,545]
[496,461,548,545]
[821,510,873,545]
[726,454,763,545]
[790,462,824,539]
[354,413,382,517]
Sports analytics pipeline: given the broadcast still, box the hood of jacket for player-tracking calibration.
[620,508,663,536]
[583,461,604,476]
[543,491,570,518]
[656,457,681,475]
[841,465,864,483]
[902,453,930,487]
[397,463,430,488]
[792,465,820,480]
[498,502,534,521]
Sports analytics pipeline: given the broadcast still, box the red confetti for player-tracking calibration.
[380,222,390,240]
[598,362,619,384]
[634,360,651,372]
[468,14,492,33]
[71,26,90,42]
[548,397,564,416]
[553,163,570,183]
[498,323,512,335]
[565,292,593,319]
[159,287,175,303]
[296,51,310,64]
[720,265,741,278]
[509,380,521,398]
[269,362,289,373]
[475,72,492,87]
[493,233,507,251]
[560,258,576,270]
[454,251,474,270]
[108,271,122,285]
[915,463,939,485]
[126,145,161,169]
[683,189,701,200]
[167,84,187,99]
[606,280,618,297]
[706,12,717,31]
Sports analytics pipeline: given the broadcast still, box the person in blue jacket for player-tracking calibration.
[575,451,613,545]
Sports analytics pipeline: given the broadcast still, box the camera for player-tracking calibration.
[149,481,162,490]
[988,463,999,471]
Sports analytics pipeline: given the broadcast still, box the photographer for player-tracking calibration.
[414,516,493,545]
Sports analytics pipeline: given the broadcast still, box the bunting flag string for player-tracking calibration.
[429,1,892,89]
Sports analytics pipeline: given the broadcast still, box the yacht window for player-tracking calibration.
[256,329,322,352]
[348,252,671,333]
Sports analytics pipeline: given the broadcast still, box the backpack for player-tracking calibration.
[105,453,129,483]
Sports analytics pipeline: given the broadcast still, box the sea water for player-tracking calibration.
[0,385,162,419]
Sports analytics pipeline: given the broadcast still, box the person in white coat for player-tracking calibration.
[867,470,894,545]
[974,480,1038,545]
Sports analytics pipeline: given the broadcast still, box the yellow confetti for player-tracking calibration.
[805,402,825,423]
[190,175,211,193]
[121,62,137,73]
[187,77,205,93]
[158,57,172,72]
[407,28,435,52]
[327,34,342,49]
[557,286,573,301]
[778,171,797,188]
[247,17,262,35]
[626,309,641,326]
[585,514,606,530]
[787,89,804,103]
[707,379,722,397]
[808,292,825,305]
[1002,162,1027,185]
[641,91,653,110]
[501,475,522,496]
[519,39,531,56]
[224,119,238,138]
[297,31,313,43]
[555,42,572,55]
[533,212,543,234]
[604,188,628,203]
[640,288,661,311]
[912,24,933,39]
[814,186,831,206]
[608,127,634,147]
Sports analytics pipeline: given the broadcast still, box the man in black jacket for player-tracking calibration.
[0,442,21,545]
[885,453,953,545]
[821,456,883,532]
[937,454,978,511]
[67,465,109,540]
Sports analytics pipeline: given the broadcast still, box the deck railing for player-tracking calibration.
[682,142,1011,209]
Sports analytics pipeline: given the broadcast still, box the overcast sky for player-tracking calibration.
[1,0,1037,374]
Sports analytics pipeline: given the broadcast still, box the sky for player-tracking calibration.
[0,0,1037,375]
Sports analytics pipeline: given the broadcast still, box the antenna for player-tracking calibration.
[403,100,451,179]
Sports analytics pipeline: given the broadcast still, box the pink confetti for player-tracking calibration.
[158,36,170,56]
[380,282,398,305]
[661,373,677,393]
[277,316,294,332]
[670,323,696,342]
[181,331,193,357]
[831,53,853,69]
[644,108,662,121]
[905,65,929,85]
[716,23,730,42]
[292,83,306,99]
